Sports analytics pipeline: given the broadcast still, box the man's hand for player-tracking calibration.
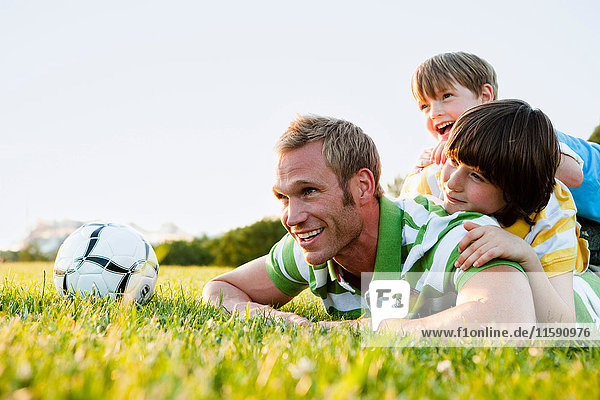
[202,255,308,326]
[316,318,371,329]
[232,302,312,326]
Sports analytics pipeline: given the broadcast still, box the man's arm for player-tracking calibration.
[320,264,535,332]
[202,255,311,325]
[380,264,536,332]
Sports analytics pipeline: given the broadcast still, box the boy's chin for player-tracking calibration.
[439,131,451,141]
[443,202,468,215]
[428,132,443,141]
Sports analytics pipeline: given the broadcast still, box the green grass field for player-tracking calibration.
[1,263,599,399]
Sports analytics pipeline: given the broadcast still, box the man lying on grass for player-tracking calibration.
[202,115,535,333]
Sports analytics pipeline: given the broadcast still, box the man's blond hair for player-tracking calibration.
[275,115,384,204]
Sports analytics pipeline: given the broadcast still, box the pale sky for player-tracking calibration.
[1,0,599,250]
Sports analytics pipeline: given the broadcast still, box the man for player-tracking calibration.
[202,115,535,332]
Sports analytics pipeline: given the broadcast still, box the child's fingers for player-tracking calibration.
[432,145,444,165]
[416,158,432,168]
[463,221,481,231]
[440,151,448,165]
[416,149,433,169]
[455,233,489,266]
[457,225,486,252]
[460,246,501,271]
[431,140,448,165]
[455,238,484,267]
[455,242,499,270]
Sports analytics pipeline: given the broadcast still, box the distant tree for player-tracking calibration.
[0,250,19,262]
[158,235,215,266]
[589,124,600,144]
[212,218,286,267]
[17,243,50,262]
[386,174,406,198]
[155,217,286,267]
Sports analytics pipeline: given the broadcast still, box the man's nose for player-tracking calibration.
[284,198,308,227]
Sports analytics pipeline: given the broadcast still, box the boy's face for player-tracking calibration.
[440,157,506,216]
[417,81,489,142]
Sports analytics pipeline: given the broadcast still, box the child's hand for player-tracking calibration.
[454,222,537,271]
[412,148,434,172]
[430,139,448,165]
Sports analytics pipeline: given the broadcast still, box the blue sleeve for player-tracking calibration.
[555,130,600,222]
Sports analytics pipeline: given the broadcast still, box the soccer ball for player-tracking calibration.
[53,222,159,304]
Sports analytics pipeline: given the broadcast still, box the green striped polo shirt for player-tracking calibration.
[266,195,524,319]
[573,269,600,325]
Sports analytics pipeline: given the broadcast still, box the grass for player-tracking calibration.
[0,262,599,399]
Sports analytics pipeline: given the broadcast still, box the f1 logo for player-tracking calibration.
[369,280,410,331]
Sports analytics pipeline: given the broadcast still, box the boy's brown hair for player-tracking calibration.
[411,51,498,104]
[445,99,559,227]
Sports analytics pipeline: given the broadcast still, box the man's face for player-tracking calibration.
[273,140,363,266]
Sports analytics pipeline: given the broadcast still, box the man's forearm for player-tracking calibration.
[322,295,534,333]
[375,265,537,334]
[203,279,265,313]
[379,297,532,335]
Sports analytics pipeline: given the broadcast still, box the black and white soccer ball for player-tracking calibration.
[53,222,159,304]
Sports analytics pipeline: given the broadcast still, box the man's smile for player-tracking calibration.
[295,228,324,243]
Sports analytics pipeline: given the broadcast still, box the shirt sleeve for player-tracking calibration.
[454,259,524,291]
[265,234,310,297]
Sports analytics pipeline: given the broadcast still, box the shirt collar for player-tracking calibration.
[373,196,404,278]
[324,196,404,286]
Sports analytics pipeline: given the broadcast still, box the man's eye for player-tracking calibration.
[274,192,288,201]
[303,188,317,196]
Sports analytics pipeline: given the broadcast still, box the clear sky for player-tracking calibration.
[1,0,599,250]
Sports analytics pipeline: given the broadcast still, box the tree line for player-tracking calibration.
[0,217,287,267]
[154,217,286,266]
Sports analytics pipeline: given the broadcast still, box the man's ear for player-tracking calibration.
[354,168,376,204]
[480,83,494,103]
